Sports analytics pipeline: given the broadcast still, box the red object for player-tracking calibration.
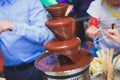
[89,17,98,27]
[0,53,3,71]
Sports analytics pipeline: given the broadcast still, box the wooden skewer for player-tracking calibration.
[96,50,107,77]
[96,48,115,80]
[114,54,120,67]
[98,17,120,22]
[94,36,107,44]
[113,55,120,80]
[107,48,114,80]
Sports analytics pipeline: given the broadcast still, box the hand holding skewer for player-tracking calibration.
[106,23,120,44]
[86,17,101,38]
[94,23,120,44]
[87,17,120,44]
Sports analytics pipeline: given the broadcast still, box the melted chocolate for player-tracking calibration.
[35,48,93,72]
[35,3,93,73]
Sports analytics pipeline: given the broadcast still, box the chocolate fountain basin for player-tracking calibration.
[35,48,93,80]
[35,48,93,72]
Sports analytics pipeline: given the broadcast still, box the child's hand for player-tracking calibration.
[106,29,120,44]
[86,17,101,38]
[86,26,101,38]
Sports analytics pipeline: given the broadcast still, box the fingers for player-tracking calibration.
[110,36,120,44]
[106,29,115,37]
[107,33,116,40]
[86,27,101,38]
[106,29,119,37]
[106,29,120,44]
[0,21,13,33]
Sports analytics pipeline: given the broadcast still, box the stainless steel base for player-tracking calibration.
[45,65,90,80]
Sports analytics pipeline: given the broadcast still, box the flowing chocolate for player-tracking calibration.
[35,3,93,77]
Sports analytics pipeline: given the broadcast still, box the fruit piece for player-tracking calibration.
[89,58,103,74]
[89,17,98,27]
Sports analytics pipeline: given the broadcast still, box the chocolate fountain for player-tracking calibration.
[35,3,93,80]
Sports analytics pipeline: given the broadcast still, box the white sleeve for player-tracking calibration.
[87,0,102,18]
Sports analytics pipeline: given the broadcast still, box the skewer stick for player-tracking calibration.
[98,17,120,22]
[114,55,120,67]
[94,36,107,44]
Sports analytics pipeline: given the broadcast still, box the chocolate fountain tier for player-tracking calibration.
[44,37,80,63]
[35,48,93,72]
[46,17,74,40]
[46,3,68,18]
[44,37,80,51]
